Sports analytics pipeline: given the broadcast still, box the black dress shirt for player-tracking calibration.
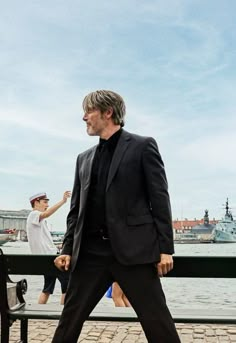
[81,129,122,254]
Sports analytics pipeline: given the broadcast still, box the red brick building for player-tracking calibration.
[173,217,218,233]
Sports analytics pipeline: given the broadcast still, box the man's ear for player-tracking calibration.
[105,107,113,119]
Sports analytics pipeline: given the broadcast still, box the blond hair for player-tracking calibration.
[83,90,126,127]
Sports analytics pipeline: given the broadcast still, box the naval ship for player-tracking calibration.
[212,199,236,243]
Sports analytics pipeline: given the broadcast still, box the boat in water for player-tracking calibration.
[212,199,236,243]
[174,232,202,244]
[0,233,13,246]
[50,231,65,245]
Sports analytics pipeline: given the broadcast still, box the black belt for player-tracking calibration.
[83,229,109,241]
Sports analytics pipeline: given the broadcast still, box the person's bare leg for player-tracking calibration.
[122,293,131,307]
[38,292,50,304]
[112,282,126,307]
[60,293,66,305]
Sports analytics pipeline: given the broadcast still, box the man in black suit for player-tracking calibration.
[52,90,180,342]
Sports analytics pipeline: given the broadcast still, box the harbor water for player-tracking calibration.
[2,241,236,310]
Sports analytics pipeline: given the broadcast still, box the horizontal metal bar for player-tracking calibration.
[8,304,236,324]
[4,254,236,278]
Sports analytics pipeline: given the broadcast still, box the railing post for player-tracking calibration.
[20,318,28,343]
[0,249,10,343]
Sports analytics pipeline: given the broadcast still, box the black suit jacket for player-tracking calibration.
[62,130,174,271]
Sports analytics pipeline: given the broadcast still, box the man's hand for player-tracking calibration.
[157,254,173,277]
[54,254,71,271]
[63,191,71,203]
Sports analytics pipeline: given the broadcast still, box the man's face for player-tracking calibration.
[83,109,107,136]
[35,199,49,212]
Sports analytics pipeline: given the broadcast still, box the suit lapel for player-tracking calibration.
[81,146,96,190]
[106,130,130,191]
[80,146,97,192]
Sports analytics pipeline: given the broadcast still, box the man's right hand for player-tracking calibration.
[54,254,71,271]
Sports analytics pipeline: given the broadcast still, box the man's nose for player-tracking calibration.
[83,113,88,121]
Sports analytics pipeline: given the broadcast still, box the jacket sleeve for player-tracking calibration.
[61,155,81,256]
[142,137,174,254]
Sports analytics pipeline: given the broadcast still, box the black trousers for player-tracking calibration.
[52,253,180,343]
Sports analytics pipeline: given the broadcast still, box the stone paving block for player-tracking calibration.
[129,326,142,330]
[194,325,213,330]
[88,331,102,337]
[205,337,218,342]
[104,325,118,331]
[193,333,205,338]
[29,331,43,339]
[38,322,48,329]
[193,328,205,333]
[218,337,229,342]
[100,332,114,338]
[33,334,49,341]
[79,335,88,339]
[112,332,127,340]
[125,334,138,342]
[96,338,111,343]
[182,328,194,334]
[128,330,142,335]
[180,325,196,330]
[205,329,215,336]
[115,330,127,334]
[180,334,193,342]
[225,325,236,331]
[216,329,228,336]
[42,328,54,335]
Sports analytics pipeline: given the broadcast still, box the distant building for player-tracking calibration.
[0,209,30,240]
[191,210,216,241]
[173,210,218,233]
[173,210,218,242]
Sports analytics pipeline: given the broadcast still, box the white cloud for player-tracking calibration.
[1,0,236,227]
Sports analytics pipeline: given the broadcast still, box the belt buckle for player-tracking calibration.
[102,235,109,240]
[99,228,109,240]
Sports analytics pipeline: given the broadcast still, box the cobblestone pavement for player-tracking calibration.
[8,320,236,342]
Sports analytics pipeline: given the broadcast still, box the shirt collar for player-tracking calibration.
[99,128,122,151]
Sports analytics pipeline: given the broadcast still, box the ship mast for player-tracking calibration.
[224,198,233,220]
[225,198,229,216]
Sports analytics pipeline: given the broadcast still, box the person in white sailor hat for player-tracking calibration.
[29,192,49,205]
[26,190,71,304]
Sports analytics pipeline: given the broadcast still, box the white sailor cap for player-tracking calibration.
[29,192,49,204]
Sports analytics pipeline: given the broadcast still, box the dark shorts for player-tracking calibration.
[42,273,69,294]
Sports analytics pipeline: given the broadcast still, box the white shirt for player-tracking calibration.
[26,210,57,254]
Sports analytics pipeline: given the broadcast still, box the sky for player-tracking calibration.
[1,0,236,230]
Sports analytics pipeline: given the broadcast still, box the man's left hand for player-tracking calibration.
[157,254,173,277]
